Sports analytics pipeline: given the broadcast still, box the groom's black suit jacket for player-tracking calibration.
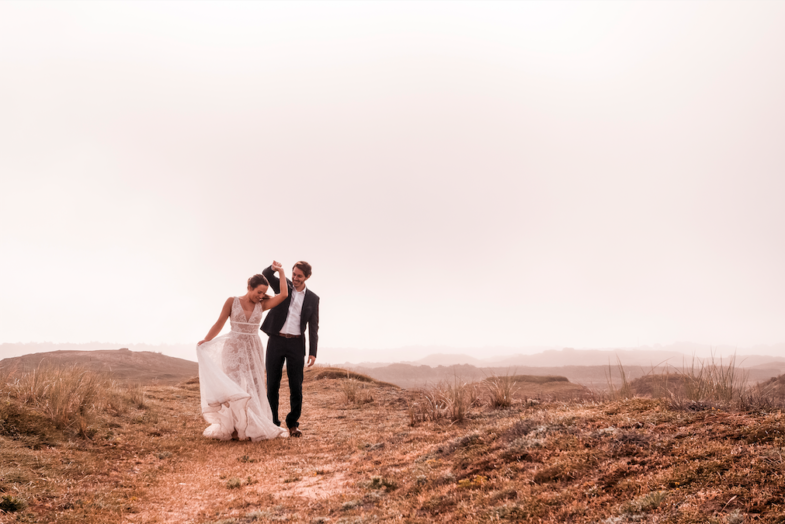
[260,265,320,357]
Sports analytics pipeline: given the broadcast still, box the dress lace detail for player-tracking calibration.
[196,297,287,441]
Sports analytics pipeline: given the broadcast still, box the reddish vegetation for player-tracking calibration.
[2,366,785,523]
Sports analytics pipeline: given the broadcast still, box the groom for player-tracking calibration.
[261,260,319,437]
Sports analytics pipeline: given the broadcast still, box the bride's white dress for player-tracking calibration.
[196,297,288,441]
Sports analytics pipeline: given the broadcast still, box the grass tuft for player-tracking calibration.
[367,475,398,491]
[225,477,242,489]
[339,377,374,405]
[619,491,667,515]
[341,499,362,510]
[605,357,633,400]
[0,494,27,512]
[408,378,477,424]
[484,373,519,408]
[126,383,147,409]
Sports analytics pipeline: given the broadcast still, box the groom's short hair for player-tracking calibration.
[293,261,312,278]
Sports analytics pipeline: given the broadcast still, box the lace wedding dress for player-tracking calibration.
[196,297,288,441]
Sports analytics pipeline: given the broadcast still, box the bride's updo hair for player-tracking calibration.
[248,274,269,290]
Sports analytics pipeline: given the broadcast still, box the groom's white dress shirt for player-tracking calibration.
[280,286,306,335]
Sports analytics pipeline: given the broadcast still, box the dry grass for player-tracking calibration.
[0,365,204,523]
[671,354,749,408]
[2,363,113,430]
[408,384,449,425]
[443,378,477,422]
[4,363,785,523]
[605,356,634,400]
[126,383,147,409]
[339,378,374,405]
[408,378,479,425]
[484,373,519,408]
[626,354,783,412]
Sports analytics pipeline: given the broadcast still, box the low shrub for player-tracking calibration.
[367,475,398,491]
[0,494,27,513]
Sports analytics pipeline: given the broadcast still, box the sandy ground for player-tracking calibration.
[127,374,408,523]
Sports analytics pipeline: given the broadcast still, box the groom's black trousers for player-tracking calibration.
[265,335,305,429]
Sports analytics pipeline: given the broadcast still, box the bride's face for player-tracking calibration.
[248,284,269,303]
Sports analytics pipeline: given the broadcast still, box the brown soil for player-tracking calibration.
[3,368,785,523]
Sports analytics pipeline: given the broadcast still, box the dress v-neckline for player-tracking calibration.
[236,297,258,323]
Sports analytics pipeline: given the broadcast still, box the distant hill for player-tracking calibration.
[414,353,488,366]
[484,348,785,368]
[342,348,785,371]
[0,342,198,362]
[490,348,687,367]
[331,345,785,369]
[339,363,591,397]
[4,342,784,368]
[0,348,198,385]
[345,362,785,390]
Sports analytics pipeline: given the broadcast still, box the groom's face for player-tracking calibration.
[292,267,309,289]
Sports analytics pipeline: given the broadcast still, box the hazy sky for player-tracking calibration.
[1,1,784,354]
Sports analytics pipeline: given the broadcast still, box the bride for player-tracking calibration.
[196,262,289,440]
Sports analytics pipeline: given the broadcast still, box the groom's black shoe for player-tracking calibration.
[288,426,302,438]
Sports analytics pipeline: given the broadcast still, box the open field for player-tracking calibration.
[2,363,785,523]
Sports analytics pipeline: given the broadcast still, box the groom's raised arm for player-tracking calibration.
[262,265,281,294]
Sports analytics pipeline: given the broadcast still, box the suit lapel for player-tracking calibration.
[300,289,311,315]
[299,290,313,330]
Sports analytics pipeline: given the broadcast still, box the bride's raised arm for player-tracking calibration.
[262,262,289,311]
[197,297,234,346]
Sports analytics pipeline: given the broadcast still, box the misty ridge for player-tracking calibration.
[3,342,784,391]
[4,341,785,365]
[339,346,785,389]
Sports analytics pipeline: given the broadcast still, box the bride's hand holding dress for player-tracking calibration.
[196,266,290,441]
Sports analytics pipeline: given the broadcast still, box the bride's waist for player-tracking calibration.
[229,321,260,335]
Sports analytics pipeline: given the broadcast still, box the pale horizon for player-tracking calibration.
[2,1,785,355]
[3,340,785,366]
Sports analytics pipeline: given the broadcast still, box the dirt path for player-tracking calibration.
[127,374,411,523]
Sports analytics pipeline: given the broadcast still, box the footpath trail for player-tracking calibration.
[128,370,415,523]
